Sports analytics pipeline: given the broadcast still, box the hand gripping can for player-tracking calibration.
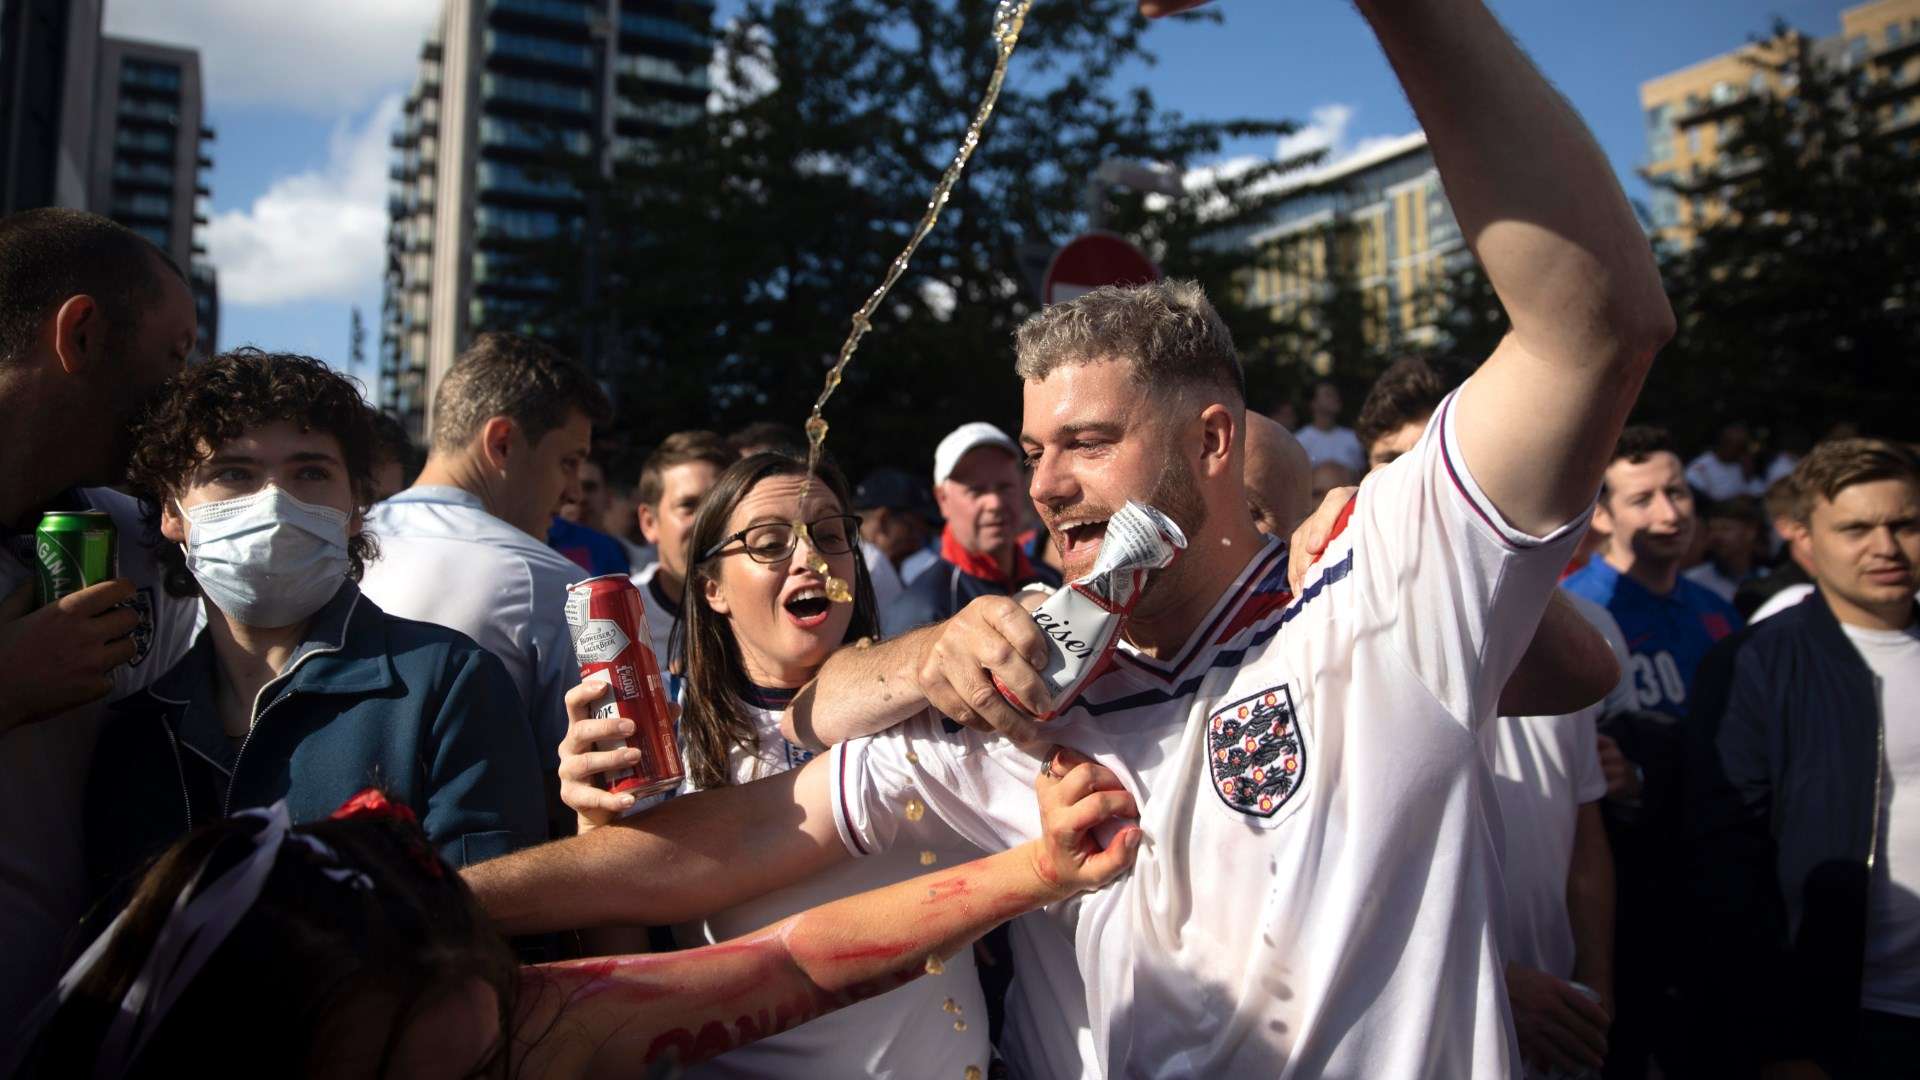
[35,510,117,609]
[563,575,683,798]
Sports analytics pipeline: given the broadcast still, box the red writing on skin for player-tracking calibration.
[922,875,974,906]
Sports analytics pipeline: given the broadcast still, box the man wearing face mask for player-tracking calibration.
[83,350,547,910]
[359,333,611,837]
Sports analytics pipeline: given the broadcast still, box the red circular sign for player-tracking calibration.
[1042,232,1162,305]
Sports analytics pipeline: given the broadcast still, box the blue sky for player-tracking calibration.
[105,0,1851,389]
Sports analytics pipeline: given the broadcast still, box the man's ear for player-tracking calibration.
[1196,404,1237,481]
[51,295,102,376]
[479,416,518,473]
[159,495,188,545]
[1590,498,1615,538]
[637,502,662,545]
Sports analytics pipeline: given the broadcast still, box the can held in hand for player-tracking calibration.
[35,511,117,609]
[564,574,683,798]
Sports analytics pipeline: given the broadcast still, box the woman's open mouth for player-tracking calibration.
[783,587,833,628]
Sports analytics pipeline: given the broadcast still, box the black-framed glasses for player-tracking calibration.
[700,514,862,564]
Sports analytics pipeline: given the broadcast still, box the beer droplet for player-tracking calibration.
[954,1019,969,1033]
[943,998,962,1014]
[920,850,937,866]
[904,798,926,822]
[925,954,945,975]
[965,1067,983,1080]
[905,749,920,765]
[855,636,874,650]
[825,575,853,603]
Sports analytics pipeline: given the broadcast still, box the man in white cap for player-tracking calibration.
[889,421,1062,632]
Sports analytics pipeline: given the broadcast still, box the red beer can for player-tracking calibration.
[564,574,683,798]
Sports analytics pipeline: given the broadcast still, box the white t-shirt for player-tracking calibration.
[1846,620,1920,1017]
[672,690,990,1079]
[361,487,581,787]
[833,391,1583,1078]
[1685,452,1763,502]
[1293,423,1367,474]
[1482,705,1607,980]
[0,488,203,1033]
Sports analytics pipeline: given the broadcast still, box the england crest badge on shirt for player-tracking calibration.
[1207,685,1305,819]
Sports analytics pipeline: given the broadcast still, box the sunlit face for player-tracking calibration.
[1367,418,1428,473]
[1595,451,1695,568]
[1801,479,1920,619]
[1021,359,1202,583]
[702,475,859,688]
[640,460,722,583]
[159,420,363,545]
[499,409,590,538]
[934,447,1023,559]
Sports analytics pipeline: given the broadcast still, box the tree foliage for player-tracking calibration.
[503,0,1292,471]
[1650,25,1920,445]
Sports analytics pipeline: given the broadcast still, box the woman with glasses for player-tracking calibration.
[557,451,993,1078]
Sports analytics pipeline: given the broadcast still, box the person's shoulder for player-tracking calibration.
[1561,563,1613,602]
[905,557,957,598]
[359,596,514,682]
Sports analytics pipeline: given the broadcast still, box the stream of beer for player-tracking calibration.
[794,0,1036,603]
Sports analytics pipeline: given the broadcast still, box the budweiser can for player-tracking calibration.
[563,574,683,798]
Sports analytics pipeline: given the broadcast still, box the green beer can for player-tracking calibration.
[35,511,117,608]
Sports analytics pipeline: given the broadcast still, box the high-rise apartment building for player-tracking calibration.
[93,37,219,357]
[1236,133,1467,370]
[381,0,712,438]
[1640,0,1920,246]
[0,3,219,356]
[0,0,104,215]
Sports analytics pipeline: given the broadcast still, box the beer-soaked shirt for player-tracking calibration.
[833,390,1585,1078]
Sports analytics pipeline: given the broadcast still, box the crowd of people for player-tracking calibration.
[0,0,1916,1077]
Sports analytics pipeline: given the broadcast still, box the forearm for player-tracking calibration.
[1358,0,1669,363]
[514,844,1062,1076]
[1566,803,1616,1000]
[464,764,845,934]
[782,625,936,749]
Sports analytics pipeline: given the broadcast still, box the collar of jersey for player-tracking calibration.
[1112,535,1287,685]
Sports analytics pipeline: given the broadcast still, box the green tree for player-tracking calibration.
[1650,24,1920,445]
[503,1,1294,473]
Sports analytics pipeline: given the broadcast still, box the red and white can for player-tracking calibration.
[564,574,683,798]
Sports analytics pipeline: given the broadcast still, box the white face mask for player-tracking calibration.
[180,487,352,628]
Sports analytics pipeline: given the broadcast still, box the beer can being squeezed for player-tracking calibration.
[563,574,683,798]
[35,511,117,609]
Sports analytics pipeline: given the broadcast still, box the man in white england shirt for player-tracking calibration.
[462,0,1673,1074]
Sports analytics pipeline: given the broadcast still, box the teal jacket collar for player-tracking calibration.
[136,582,397,773]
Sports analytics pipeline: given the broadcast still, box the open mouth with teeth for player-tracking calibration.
[783,587,833,628]
[1057,519,1109,564]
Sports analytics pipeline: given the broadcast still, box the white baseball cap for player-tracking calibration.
[933,421,1021,484]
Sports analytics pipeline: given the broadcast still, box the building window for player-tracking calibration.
[115,129,176,154]
[482,74,593,112]
[1710,80,1737,104]
[1646,104,1674,162]
[620,11,707,46]
[478,160,579,198]
[132,224,170,249]
[1687,128,1701,155]
[122,60,182,92]
[488,0,591,24]
[479,116,591,154]
[1888,23,1904,48]
[1849,35,1869,68]
[485,30,593,67]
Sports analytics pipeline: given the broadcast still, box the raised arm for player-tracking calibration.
[1362,0,1674,535]
[463,750,848,935]
[512,754,1142,1078]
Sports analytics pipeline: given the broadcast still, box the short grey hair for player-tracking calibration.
[1013,279,1245,406]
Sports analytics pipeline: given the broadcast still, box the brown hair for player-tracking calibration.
[428,332,610,455]
[1763,474,1807,524]
[127,349,380,594]
[1013,280,1245,409]
[1599,425,1680,504]
[1355,357,1450,456]
[0,208,185,366]
[636,430,734,509]
[1789,439,1920,523]
[17,807,518,1078]
[677,453,878,790]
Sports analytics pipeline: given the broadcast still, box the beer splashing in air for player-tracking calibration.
[904,798,926,822]
[965,1067,984,1080]
[926,954,947,975]
[920,850,938,866]
[794,0,1037,601]
[943,997,963,1014]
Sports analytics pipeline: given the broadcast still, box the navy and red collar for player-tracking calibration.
[940,524,1039,588]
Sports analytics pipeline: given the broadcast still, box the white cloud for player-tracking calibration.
[204,95,400,306]
[1275,103,1355,163]
[103,0,439,113]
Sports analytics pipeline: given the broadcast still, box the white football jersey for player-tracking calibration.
[832,391,1586,1078]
